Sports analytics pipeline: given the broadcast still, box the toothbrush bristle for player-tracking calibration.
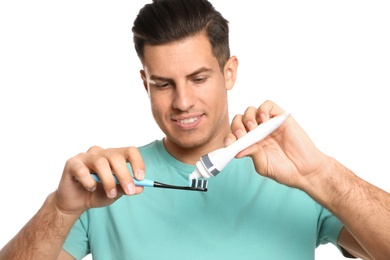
[191,179,208,190]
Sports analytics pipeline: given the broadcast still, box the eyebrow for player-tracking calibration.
[149,67,214,83]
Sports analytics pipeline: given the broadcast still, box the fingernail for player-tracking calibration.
[126,183,135,195]
[88,186,97,192]
[247,121,254,130]
[224,138,232,146]
[107,188,117,199]
[235,129,244,138]
[135,170,145,179]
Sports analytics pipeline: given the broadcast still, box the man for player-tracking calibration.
[1,0,389,259]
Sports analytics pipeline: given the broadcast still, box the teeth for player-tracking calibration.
[178,117,198,124]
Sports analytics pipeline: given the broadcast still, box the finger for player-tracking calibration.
[122,146,145,181]
[230,114,247,139]
[241,106,259,131]
[86,145,104,154]
[103,148,137,196]
[224,132,237,147]
[101,147,145,195]
[86,155,119,199]
[228,107,258,147]
[258,100,286,122]
[65,155,98,192]
[66,153,117,198]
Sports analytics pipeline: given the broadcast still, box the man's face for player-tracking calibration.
[141,33,235,151]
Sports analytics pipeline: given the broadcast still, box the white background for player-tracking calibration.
[1,1,389,259]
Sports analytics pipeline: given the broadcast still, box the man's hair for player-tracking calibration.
[132,0,230,72]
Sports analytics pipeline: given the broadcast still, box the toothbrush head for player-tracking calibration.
[189,178,208,191]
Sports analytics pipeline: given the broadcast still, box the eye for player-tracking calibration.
[150,81,172,89]
[191,77,207,84]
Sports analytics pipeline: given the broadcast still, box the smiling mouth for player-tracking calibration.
[177,117,200,124]
[173,115,203,128]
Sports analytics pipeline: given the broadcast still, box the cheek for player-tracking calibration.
[150,93,167,106]
[150,97,161,115]
[150,95,169,119]
[206,85,227,106]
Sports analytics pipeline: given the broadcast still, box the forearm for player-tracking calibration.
[306,157,390,259]
[0,192,80,260]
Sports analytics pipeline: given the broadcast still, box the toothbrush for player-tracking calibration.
[189,112,291,180]
[91,173,208,192]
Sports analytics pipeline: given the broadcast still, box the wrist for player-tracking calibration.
[48,192,84,223]
[302,156,349,210]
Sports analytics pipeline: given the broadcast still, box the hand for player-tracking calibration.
[54,146,145,216]
[225,100,330,189]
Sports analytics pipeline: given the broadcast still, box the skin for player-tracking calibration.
[140,33,237,164]
[1,32,389,259]
[227,102,390,259]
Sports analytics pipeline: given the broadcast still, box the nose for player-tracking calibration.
[172,83,196,111]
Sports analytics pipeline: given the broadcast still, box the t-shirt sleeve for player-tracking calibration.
[317,205,356,258]
[62,213,90,260]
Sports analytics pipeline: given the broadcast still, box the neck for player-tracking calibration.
[163,124,230,165]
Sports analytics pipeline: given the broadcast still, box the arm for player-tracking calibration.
[226,100,390,259]
[0,193,78,259]
[321,160,390,259]
[0,146,145,259]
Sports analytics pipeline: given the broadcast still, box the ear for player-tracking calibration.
[223,56,238,90]
[140,70,150,96]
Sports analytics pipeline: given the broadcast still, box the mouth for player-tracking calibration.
[172,115,203,129]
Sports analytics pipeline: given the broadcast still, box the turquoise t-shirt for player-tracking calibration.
[63,140,344,260]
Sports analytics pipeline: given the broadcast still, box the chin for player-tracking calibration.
[169,135,208,149]
[176,139,202,149]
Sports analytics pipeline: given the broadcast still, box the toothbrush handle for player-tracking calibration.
[228,113,290,154]
[90,173,155,187]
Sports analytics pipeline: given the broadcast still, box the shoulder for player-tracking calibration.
[137,139,161,152]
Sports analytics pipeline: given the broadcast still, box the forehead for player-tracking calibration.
[142,33,219,77]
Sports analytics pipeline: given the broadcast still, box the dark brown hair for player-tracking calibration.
[132,0,230,71]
